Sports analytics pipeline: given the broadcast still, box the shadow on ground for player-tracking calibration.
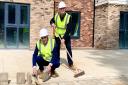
[87,50,128,85]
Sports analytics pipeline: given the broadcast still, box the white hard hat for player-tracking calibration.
[40,28,48,37]
[58,1,66,8]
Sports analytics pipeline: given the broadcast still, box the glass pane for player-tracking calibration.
[120,12,125,30]
[68,11,80,39]
[0,3,4,48]
[8,5,15,24]
[6,27,17,48]
[125,31,128,48]
[20,6,28,24]
[19,27,29,48]
[125,13,128,30]
[119,30,125,48]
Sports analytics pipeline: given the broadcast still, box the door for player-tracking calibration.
[119,11,128,48]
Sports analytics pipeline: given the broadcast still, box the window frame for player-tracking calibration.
[2,2,30,48]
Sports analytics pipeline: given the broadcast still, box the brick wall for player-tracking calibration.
[29,0,54,49]
[55,0,94,48]
[95,3,128,49]
[67,0,93,48]
[94,4,108,49]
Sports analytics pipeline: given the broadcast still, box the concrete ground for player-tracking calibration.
[0,49,128,85]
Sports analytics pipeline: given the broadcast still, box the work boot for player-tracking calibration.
[51,70,59,78]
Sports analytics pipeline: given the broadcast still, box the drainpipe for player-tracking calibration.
[92,0,95,47]
[54,1,55,16]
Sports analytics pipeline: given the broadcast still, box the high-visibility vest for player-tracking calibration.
[54,13,71,37]
[36,37,55,62]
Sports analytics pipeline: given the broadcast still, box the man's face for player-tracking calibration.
[41,36,48,45]
[59,7,66,15]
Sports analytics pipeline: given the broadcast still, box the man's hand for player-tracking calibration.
[51,23,56,29]
[44,64,52,73]
[51,23,56,38]
[53,30,55,38]
[32,66,37,76]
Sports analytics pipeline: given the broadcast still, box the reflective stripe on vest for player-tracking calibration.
[36,37,55,62]
[54,13,71,37]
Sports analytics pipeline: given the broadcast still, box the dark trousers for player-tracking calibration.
[36,56,59,71]
[54,36,73,65]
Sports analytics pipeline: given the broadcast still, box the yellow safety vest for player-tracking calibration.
[36,37,55,62]
[54,13,71,37]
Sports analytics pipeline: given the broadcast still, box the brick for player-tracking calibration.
[26,72,32,84]
[0,73,8,85]
[16,72,25,84]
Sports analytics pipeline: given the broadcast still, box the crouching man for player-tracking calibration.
[32,28,60,81]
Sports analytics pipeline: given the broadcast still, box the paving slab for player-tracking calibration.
[0,49,128,85]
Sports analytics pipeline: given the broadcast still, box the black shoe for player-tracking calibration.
[69,64,76,70]
[37,69,43,75]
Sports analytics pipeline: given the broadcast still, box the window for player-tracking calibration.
[67,11,80,39]
[0,3,4,48]
[0,2,30,48]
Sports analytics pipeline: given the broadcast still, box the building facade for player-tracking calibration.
[95,0,128,49]
[0,0,94,49]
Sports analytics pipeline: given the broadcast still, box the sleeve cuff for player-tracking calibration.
[49,63,53,67]
[32,66,37,69]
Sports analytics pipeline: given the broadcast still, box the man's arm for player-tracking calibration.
[32,45,38,67]
[50,17,56,37]
[32,44,39,76]
[50,17,55,25]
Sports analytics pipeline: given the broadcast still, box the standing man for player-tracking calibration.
[50,1,75,68]
[32,28,60,78]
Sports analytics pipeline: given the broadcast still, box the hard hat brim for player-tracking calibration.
[58,7,66,9]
